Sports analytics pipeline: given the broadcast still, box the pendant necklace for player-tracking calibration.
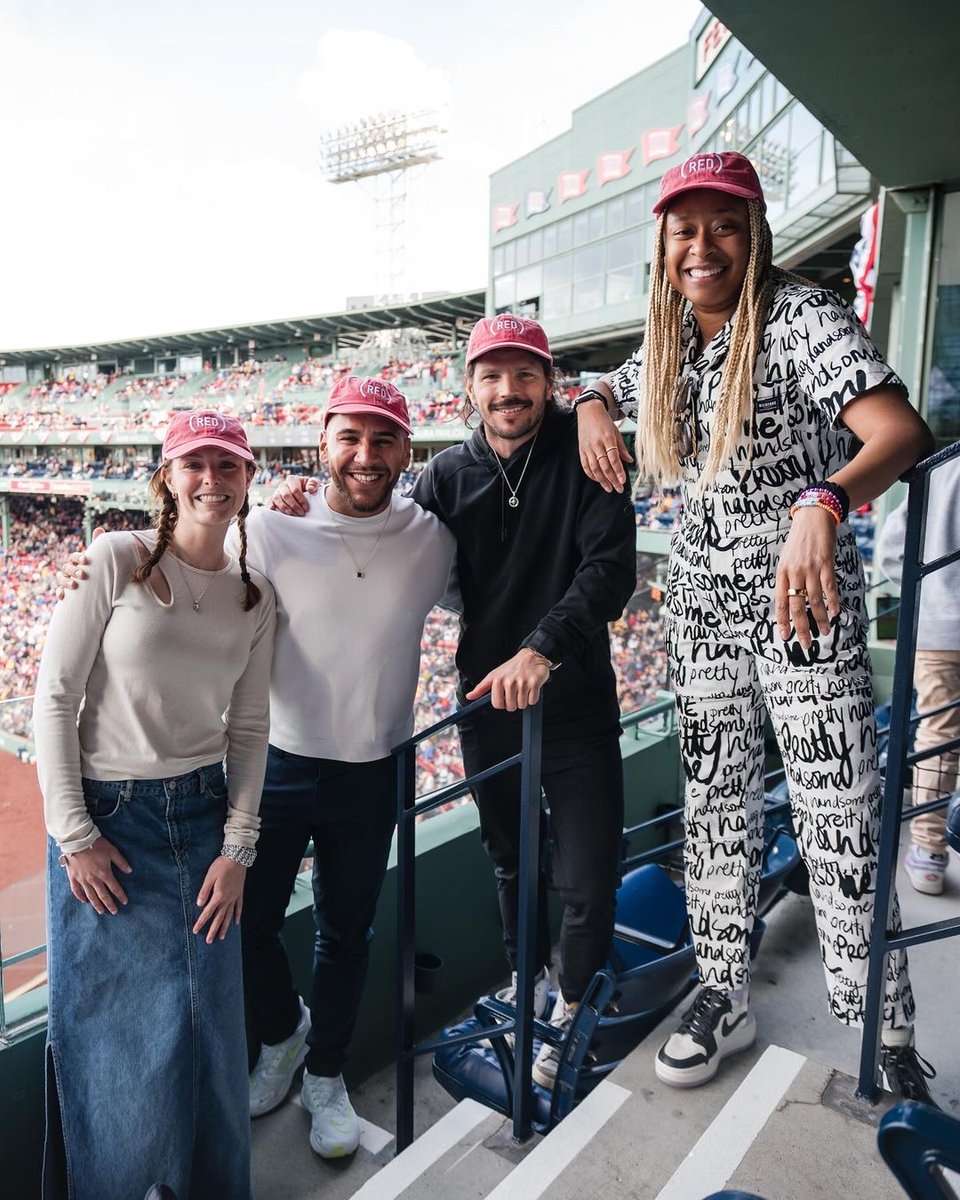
[171,552,215,612]
[328,493,393,579]
[493,432,539,508]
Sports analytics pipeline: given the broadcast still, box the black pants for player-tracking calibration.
[459,718,624,1002]
[241,746,396,1077]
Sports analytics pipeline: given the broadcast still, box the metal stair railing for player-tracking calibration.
[393,693,543,1152]
[858,440,960,1101]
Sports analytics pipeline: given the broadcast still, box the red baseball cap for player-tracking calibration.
[653,151,765,215]
[466,313,553,366]
[162,409,255,463]
[324,375,412,435]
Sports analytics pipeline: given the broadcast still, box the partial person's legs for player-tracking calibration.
[242,746,314,1114]
[531,733,624,1088]
[654,614,765,1087]
[304,755,396,1077]
[906,649,960,892]
[759,624,915,1035]
[459,715,554,980]
[544,734,624,1002]
[299,755,396,1157]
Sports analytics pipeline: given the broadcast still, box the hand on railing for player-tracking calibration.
[465,648,552,712]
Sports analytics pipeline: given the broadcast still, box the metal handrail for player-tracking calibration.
[393,692,543,1151]
[858,440,960,1101]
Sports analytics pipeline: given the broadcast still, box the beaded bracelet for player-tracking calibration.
[789,480,849,526]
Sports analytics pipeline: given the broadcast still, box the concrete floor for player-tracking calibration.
[251,842,960,1200]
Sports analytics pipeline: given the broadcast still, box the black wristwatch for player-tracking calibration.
[572,389,609,412]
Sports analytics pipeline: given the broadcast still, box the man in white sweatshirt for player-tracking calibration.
[877,454,960,895]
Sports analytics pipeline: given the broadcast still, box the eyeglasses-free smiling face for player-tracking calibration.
[162,447,254,528]
[467,348,551,457]
[320,412,411,516]
[663,190,751,337]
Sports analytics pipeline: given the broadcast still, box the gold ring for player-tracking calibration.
[597,452,608,459]
[786,587,808,597]
[604,446,618,453]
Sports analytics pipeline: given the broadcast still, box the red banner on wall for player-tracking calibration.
[492,204,519,233]
[597,150,633,185]
[642,126,682,166]
[558,170,590,203]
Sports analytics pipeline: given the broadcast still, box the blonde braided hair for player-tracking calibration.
[637,198,806,490]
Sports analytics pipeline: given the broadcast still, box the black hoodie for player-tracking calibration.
[412,406,636,742]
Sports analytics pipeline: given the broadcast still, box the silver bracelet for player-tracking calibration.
[220,842,257,868]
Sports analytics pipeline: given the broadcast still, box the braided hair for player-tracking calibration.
[235,496,261,612]
[637,198,807,490]
[132,469,178,584]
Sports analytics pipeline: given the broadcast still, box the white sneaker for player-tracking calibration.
[479,965,552,1048]
[249,997,310,1117]
[301,1071,361,1158]
[655,987,756,1088]
[904,844,948,895]
[531,992,576,1089]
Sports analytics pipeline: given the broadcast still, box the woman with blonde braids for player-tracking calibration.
[575,152,939,1103]
[34,410,275,1199]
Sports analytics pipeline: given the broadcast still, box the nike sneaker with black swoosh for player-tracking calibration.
[655,986,756,1087]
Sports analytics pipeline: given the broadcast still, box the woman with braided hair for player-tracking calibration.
[574,152,939,1103]
[34,410,275,1199]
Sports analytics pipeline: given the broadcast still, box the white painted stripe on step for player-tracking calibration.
[484,1080,632,1200]
[655,1044,807,1200]
[358,1118,394,1156]
[350,1098,491,1200]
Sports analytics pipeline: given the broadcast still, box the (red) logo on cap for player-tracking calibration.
[188,412,227,434]
[680,153,725,179]
[491,315,525,336]
[359,378,395,404]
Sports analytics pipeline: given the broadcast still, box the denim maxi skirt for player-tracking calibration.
[44,764,252,1200]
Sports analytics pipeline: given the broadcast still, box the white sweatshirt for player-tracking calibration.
[234,490,456,761]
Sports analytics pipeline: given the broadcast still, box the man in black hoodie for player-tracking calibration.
[411,314,636,1088]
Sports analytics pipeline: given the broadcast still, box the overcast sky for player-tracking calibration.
[0,0,701,350]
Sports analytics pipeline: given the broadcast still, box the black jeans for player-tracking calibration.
[459,717,625,1002]
[241,746,396,1077]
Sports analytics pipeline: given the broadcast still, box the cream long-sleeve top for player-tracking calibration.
[33,530,276,855]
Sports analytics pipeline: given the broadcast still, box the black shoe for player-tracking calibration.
[880,1044,940,1110]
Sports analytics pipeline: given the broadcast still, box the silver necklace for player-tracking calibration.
[328,493,393,579]
[492,432,538,508]
[171,553,215,612]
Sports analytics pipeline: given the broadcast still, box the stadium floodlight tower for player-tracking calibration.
[320,107,444,308]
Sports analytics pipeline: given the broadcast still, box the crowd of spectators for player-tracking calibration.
[1,352,464,435]
[0,498,668,801]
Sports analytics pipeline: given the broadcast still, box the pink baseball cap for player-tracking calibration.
[162,409,255,463]
[466,313,553,366]
[324,375,412,435]
[653,151,765,215]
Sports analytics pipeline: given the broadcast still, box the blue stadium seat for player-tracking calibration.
[432,864,774,1130]
[877,1100,960,1199]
